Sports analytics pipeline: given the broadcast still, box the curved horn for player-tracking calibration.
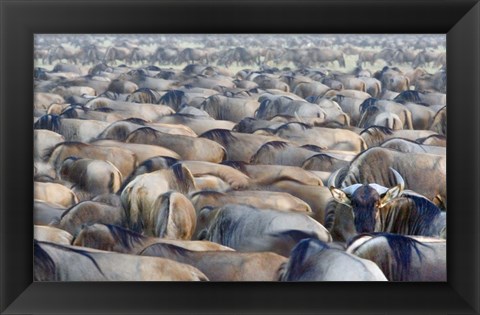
[368,183,389,195]
[389,167,405,191]
[327,167,346,188]
[342,184,363,195]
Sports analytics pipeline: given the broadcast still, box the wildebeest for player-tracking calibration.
[47,45,83,64]
[181,160,252,190]
[360,126,437,148]
[73,223,234,254]
[103,46,133,65]
[380,138,446,155]
[200,95,260,123]
[58,157,123,200]
[84,97,175,121]
[249,141,320,167]
[124,190,197,239]
[34,114,110,142]
[140,242,287,281]
[374,67,410,92]
[255,97,327,122]
[97,118,198,140]
[120,164,197,235]
[278,239,387,281]
[125,127,226,163]
[347,233,446,281]
[200,129,283,162]
[330,147,446,202]
[53,200,125,236]
[34,225,74,245]
[358,98,414,130]
[272,122,367,153]
[429,106,446,136]
[190,190,312,213]
[34,181,79,208]
[195,204,331,254]
[150,46,179,65]
[34,200,67,226]
[326,167,446,242]
[34,241,209,281]
[91,139,181,163]
[308,48,346,68]
[156,113,236,135]
[41,141,137,179]
[176,48,210,64]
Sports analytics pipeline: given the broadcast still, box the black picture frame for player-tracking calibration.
[1,0,479,314]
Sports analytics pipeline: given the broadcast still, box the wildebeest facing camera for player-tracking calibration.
[33,33,446,282]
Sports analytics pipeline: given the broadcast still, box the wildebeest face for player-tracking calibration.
[330,180,403,233]
[350,185,381,233]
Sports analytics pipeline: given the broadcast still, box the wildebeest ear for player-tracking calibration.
[378,185,402,208]
[329,187,351,206]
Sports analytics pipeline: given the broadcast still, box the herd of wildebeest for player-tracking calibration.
[33,34,446,282]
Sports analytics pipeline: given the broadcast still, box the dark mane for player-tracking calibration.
[394,90,422,104]
[144,65,161,71]
[60,107,79,118]
[139,242,190,258]
[36,241,105,277]
[183,64,198,74]
[59,200,85,220]
[380,137,428,153]
[381,137,425,146]
[360,104,381,119]
[259,141,290,150]
[105,224,146,250]
[123,117,147,125]
[221,160,249,175]
[34,114,62,133]
[359,98,378,114]
[304,153,342,167]
[117,156,179,194]
[170,163,194,193]
[360,125,394,136]
[281,238,330,280]
[430,106,447,135]
[314,120,347,129]
[159,90,185,107]
[199,129,237,146]
[172,113,197,119]
[127,88,160,104]
[403,194,442,236]
[129,126,159,138]
[34,240,57,280]
[94,107,115,113]
[323,199,339,230]
[42,141,89,161]
[352,233,426,281]
[381,233,425,281]
[270,230,320,246]
[275,121,311,132]
[416,134,446,144]
[301,144,325,152]
[261,229,321,258]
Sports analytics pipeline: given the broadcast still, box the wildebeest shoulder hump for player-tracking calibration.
[360,125,394,136]
[200,129,238,145]
[220,160,249,174]
[105,224,146,250]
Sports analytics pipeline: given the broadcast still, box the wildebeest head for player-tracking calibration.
[328,167,404,233]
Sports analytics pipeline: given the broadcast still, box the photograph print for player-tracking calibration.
[33,34,446,282]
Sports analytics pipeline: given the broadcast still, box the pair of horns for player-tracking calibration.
[328,167,405,194]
